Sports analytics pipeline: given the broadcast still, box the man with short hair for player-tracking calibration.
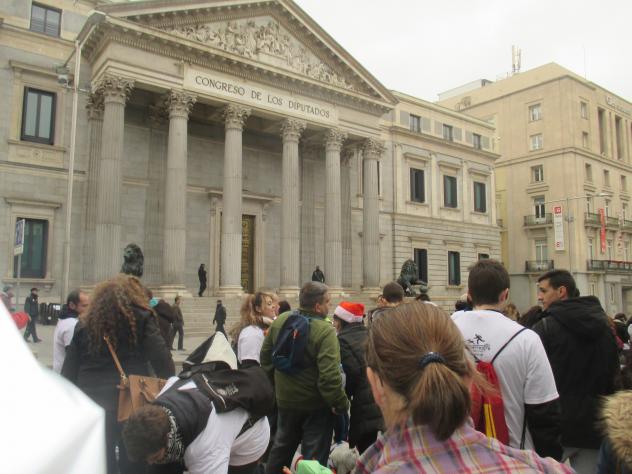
[452,259,562,460]
[23,287,41,343]
[53,290,89,373]
[171,295,185,351]
[533,269,619,471]
[261,281,349,474]
[213,299,227,335]
[377,281,404,307]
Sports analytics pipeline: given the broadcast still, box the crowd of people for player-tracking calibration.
[4,258,632,473]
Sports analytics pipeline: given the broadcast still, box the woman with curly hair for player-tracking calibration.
[62,274,175,474]
[230,291,276,365]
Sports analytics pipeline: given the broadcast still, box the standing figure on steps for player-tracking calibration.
[214,299,227,335]
[198,263,207,297]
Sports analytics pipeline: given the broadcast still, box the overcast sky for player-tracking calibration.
[294,0,631,102]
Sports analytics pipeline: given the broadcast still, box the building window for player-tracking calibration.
[529,103,542,121]
[12,218,48,278]
[472,133,482,150]
[443,175,458,208]
[607,239,613,259]
[586,196,593,213]
[622,175,628,192]
[588,238,594,260]
[410,168,425,203]
[623,203,628,221]
[448,251,461,285]
[473,181,486,213]
[534,196,545,219]
[535,239,548,263]
[30,3,61,37]
[443,124,454,141]
[531,164,544,183]
[585,163,593,182]
[580,101,588,119]
[478,253,490,260]
[410,114,421,133]
[604,170,610,187]
[605,199,611,217]
[414,248,428,283]
[530,133,543,151]
[582,132,590,149]
[21,87,55,145]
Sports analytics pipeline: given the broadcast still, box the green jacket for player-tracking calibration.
[261,309,349,412]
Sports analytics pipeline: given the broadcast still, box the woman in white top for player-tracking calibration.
[230,291,276,364]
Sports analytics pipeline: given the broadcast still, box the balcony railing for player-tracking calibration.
[584,212,601,226]
[587,259,632,272]
[523,214,552,226]
[525,260,555,272]
[585,213,631,229]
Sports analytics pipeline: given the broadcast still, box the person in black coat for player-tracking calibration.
[198,263,207,297]
[23,287,41,342]
[333,302,384,454]
[534,270,619,470]
[152,298,176,349]
[62,274,175,474]
[213,299,227,335]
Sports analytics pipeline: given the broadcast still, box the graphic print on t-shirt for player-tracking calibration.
[466,333,491,359]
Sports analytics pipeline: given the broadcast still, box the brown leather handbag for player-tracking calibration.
[104,336,167,422]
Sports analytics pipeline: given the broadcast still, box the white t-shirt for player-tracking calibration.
[160,377,270,473]
[52,317,78,373]
[238,325,265,363]
[451,309,559,451]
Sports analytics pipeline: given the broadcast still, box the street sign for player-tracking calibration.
[553,206,565,251]
[14,219,25,256]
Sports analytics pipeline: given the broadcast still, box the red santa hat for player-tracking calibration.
[334,301,365,324]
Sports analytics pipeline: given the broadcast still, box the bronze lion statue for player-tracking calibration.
[121,243,144,278]
[397,259,428,297]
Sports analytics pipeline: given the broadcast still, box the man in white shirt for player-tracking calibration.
[451,259,563,460]
[52,290,89,373]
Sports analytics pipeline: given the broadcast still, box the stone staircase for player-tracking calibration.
[180,291,384,338]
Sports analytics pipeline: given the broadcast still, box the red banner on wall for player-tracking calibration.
[599,208,607,254]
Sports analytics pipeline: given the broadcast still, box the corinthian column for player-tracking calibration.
[324,129,347,292]
[162,90,196,290]
[279,118,306,296]
[94,75,133,282]
[362,138,384,291]
[83,93,103,283]
[220,104,251,295]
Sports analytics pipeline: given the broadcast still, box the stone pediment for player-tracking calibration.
[162,17,355,92]
[98,0,396,107]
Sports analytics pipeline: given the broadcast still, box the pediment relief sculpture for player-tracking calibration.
[163,18,357,92]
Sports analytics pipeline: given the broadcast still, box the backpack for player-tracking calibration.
[470,327,527,445]
[272,311,314,375]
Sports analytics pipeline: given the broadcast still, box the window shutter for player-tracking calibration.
[453,127,462,141]
[400,111,410,126]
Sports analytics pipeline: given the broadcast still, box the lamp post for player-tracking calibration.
[58,12,104,303]
[544,192,611,275]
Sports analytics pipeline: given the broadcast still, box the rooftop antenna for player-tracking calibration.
[512,45,522,74]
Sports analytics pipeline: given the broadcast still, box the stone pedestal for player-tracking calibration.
[362,138,384,291]
[162,90,196,291]
[219,104,250,296]
[279,118,306,296]
[94,75,133,282]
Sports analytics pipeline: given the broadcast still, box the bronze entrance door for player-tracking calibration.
[241,215,255,293]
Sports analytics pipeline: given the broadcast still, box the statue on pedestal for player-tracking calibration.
[397,259,428,297]
[121,243,144,278]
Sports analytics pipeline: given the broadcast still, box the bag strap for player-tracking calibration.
[491,327,528,364]
[104,336,128,382]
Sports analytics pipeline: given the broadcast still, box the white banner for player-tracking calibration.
[553,205,564,251]
[13,218,25,256]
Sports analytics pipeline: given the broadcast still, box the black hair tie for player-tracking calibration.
[418,352,445,370]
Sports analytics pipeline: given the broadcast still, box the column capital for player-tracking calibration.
[324,128,347,152]
[362,137,385,160]
[86,92,104,121]
[94,74,134,105]
[281,118,306,143]
[223,104,251,130]
[165,90,197,118]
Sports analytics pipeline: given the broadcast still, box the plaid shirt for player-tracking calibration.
[355,418,574,473]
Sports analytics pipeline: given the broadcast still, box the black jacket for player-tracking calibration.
[25,295,39,318]
[337,323,384,446]
[532,296,620,449]
[154,300,176,346]
[213,305,226,325]
[61,306,175,413]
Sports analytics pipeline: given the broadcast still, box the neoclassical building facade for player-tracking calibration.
[0,0,500,307]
